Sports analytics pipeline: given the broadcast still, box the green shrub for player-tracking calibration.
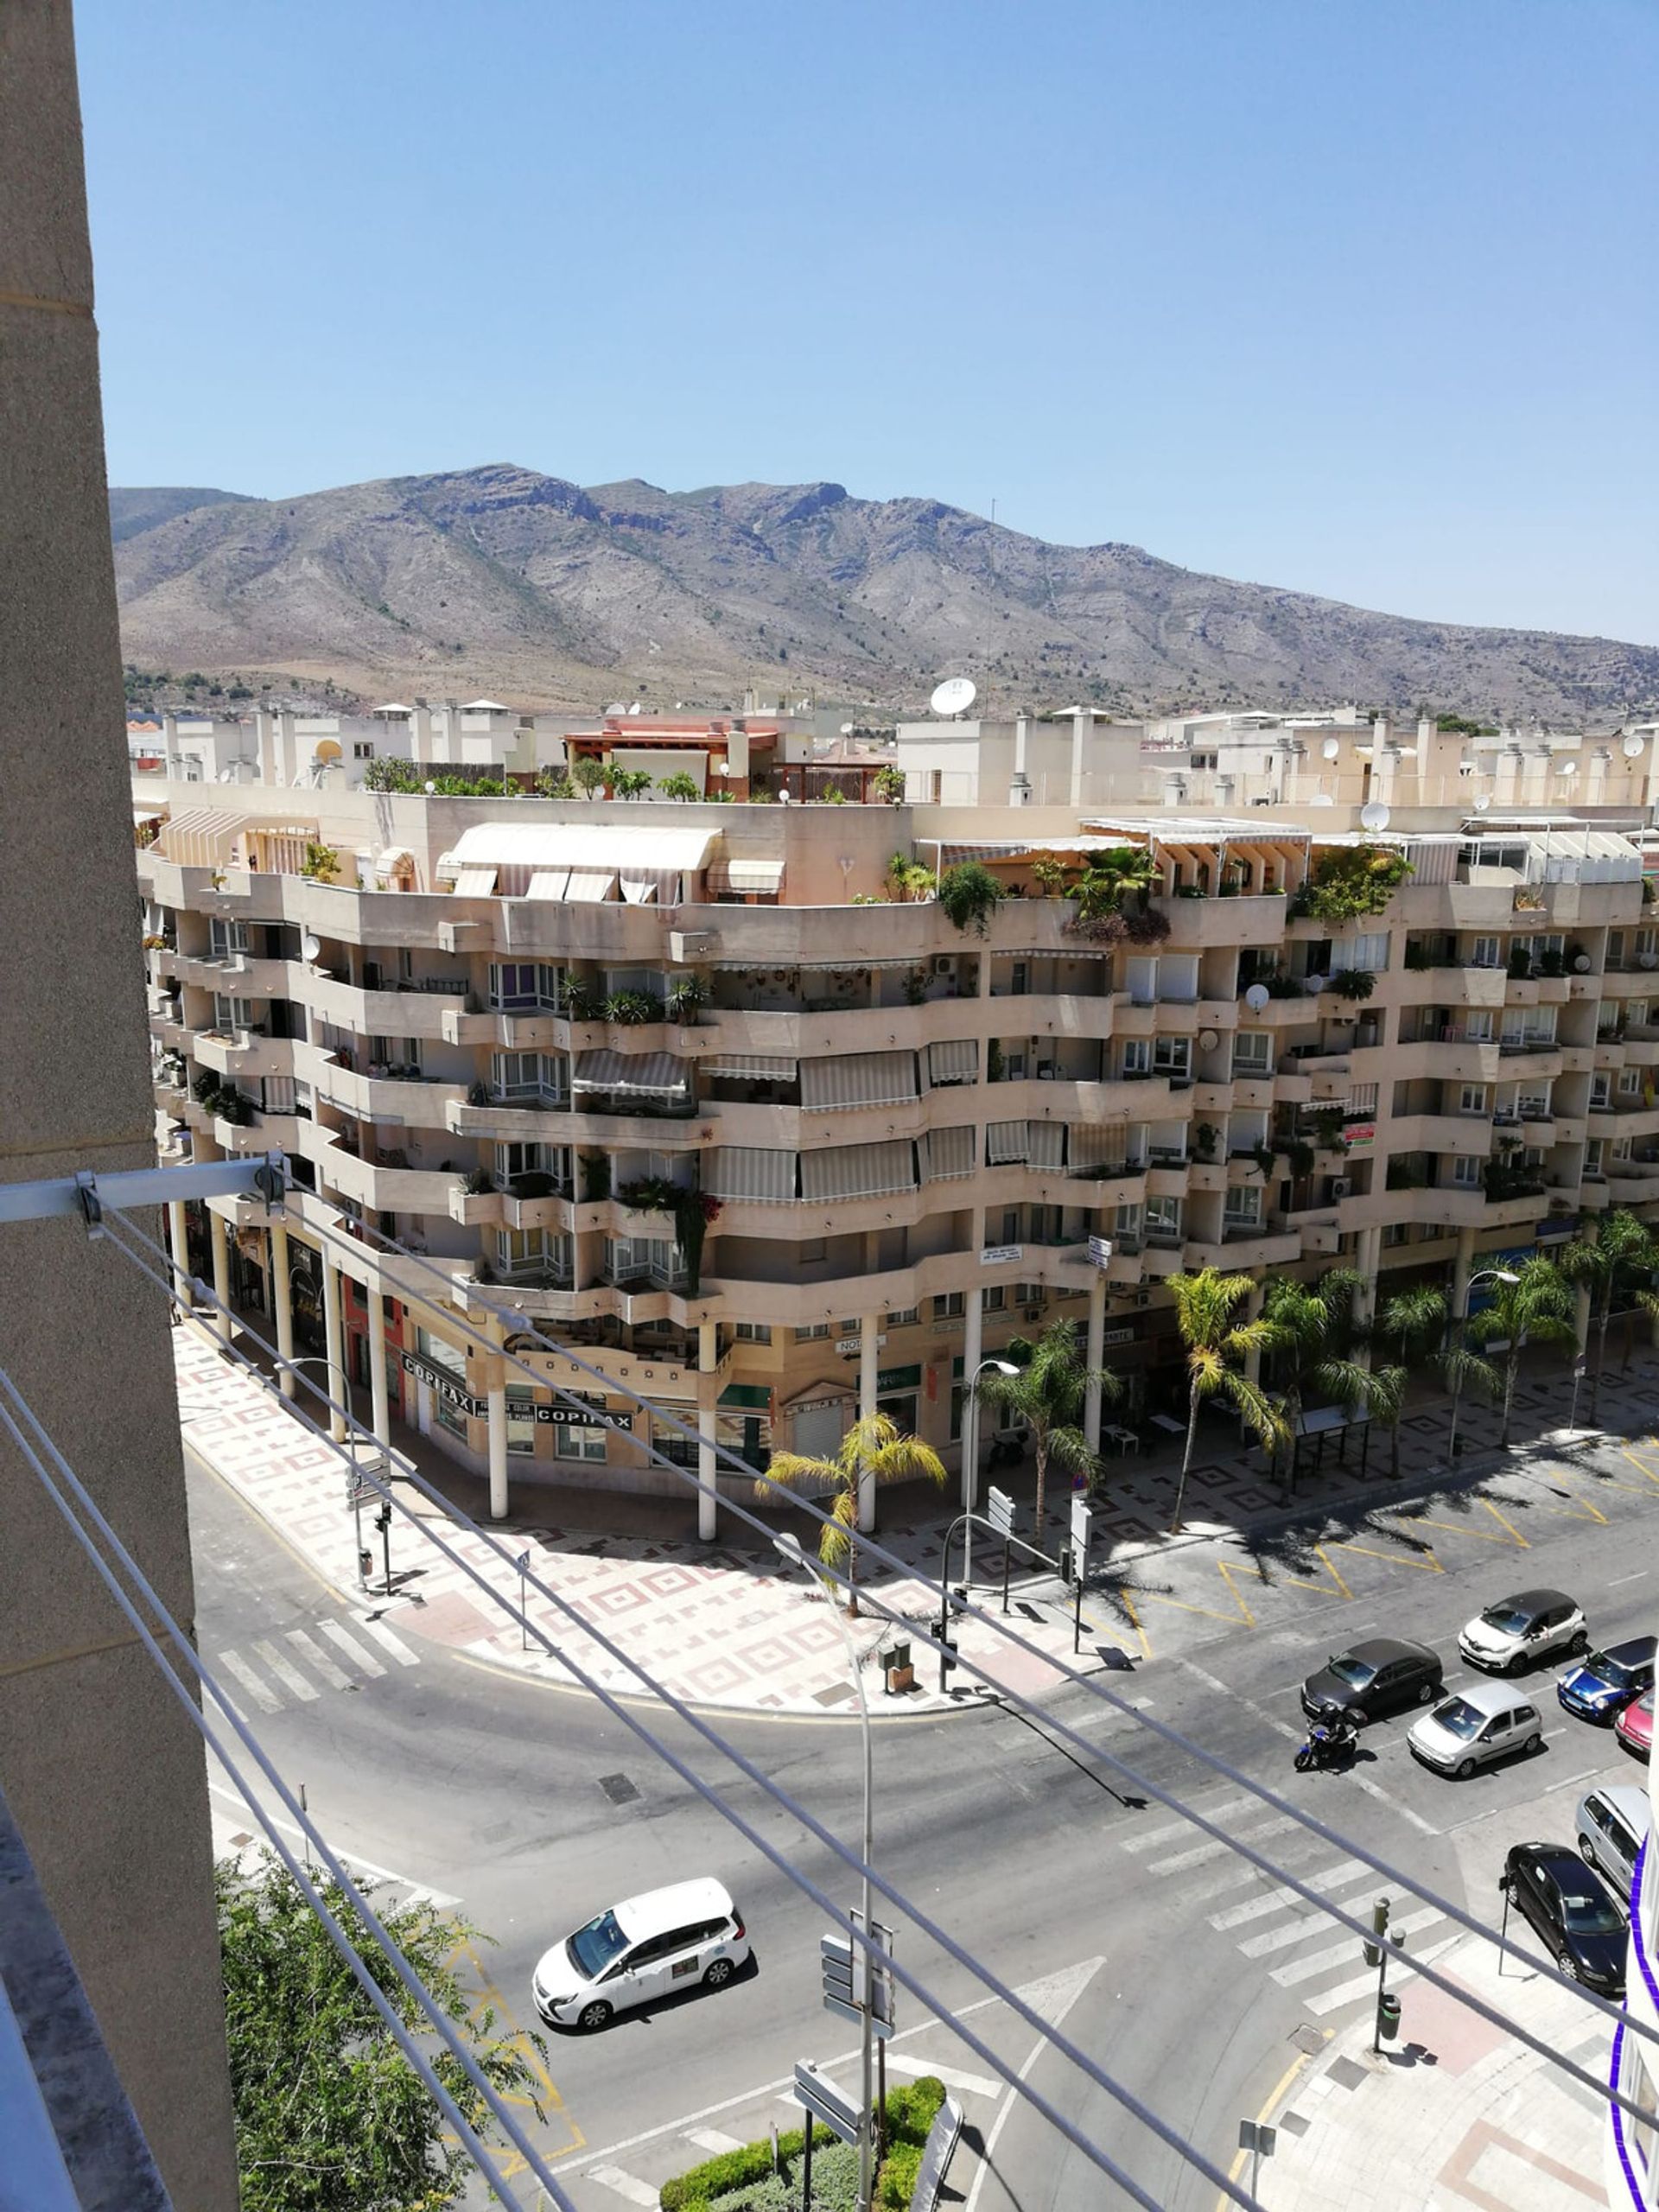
[877,2141,923,2209]
[938,861,1006,936]
[659,2123,831,2209]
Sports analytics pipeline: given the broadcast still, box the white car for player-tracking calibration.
[532,1878,749,2031]
[1458,1588,1586,1675]
[1408,1681,1544,1778]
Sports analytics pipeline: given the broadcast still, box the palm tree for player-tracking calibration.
[1457,1256,1580,1450]
[1376,1283,1448,1370]
[1166,1269,1285,1533]
[1258,1268,1366,1499]
[1071,845,1160,929]
[973,1319,1122,1545]
[1557,1210,1656,1425]
[763,1412,945,1615]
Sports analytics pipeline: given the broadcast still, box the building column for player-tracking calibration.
[960,1281,984,1516]
[1243,1281,1265,1386]
[1573,1278,1593,1357]
[1084,1269,1107,1450]
[167,1200,193,1308]
[320,1249,348,1442]
[207,1207,233,1348]
[1452,1224,1477,1325]
[696,1319,719,1541]
[269,1220,296,1396]
[486,1363,508,1521]
[366,1281,390,1446]
[1353,1224,1382,1368]
[858,1317,880,1530]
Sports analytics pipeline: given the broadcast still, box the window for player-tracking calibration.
[1586,1139,1604,1174]
[556,1422,609,1464]
[1121,1038,1152,1077]
[1347,932,1389,973]
[496,1141,547,1181]
[1607,931,1626,969]
[1452,1154,1482,1187]
[1620,1067,1643,1096]
[506,1385,537,1456]
[1383,1221,1411,1247]
[885,1306,919,1328]
[981,1285,1006,1313]
[1612,1135,1634,1162]
[491,1050,569,1103]
[1592,1075,1611,1108]
[1232,1033,1272,1077]
[1465,1011,1494,1042]
[1224,1184,1262,1227]
[1153,1037,1192,1081]
[1146,1195,1184,1243]
[606,1236,686,1287]
[734,1322,772,1344]
[353,740,375,760]
[1459,1084,1489,1116]
[213,993,253,1033]
[489,962,539,1010]
[494,1228,571,1281]
[1470,936,1501,969]
[793,1322,831,1342]
[209,918,249,958]
[932,1292,964,1320]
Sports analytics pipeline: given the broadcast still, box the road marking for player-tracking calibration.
[359,1616,421,1666]
[1611,1571,1650,1586]
[962,1958,1106,2212]
[318,1618,386,1675]
[1268,1906,1442,1988]
[1146,1814,1298,1878]
[217,1647,281,1713]
[204,1782,461,1906]
[1120,1793,1255,1853]
[286,1628,352,1690]
[252,1637,320,1702]
[1209,1859,1372,1930]
[588,2164,660,2206]
[881,2050,1005,2101]
[1304,1931,1463,2015]
[1239,1906,1352,1959]
[683,2127,745,2154]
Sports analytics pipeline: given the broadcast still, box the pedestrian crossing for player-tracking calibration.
[213,1614,419,1716]
[1114,1782,1464,2019]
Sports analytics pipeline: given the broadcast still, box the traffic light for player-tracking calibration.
[1363,1896,1390,1970]
[374,1503,391,1534]
[1376,1992,1402,2042]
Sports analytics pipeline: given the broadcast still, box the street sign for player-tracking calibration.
[794,2060,861,2146]
[820,1931,894,2037]
[987,1485,1016,1537]
[1069,1497,1094,1560]
[1238,2121,1276,2158]
[345,1471,377,1510]
[1087,1234,1114,1268]
[514,1549,531,1575]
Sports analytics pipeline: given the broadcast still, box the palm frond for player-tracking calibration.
[1443,1345,1499,1401]
[865,1438,948,1489]
[1220,1370,1290,1455]
[761,1450,837,1496]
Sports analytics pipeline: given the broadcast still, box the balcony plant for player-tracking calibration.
[610,768,654,799]
[619,1173,677,1214]
[580,1154,611,1203]
[1302,844,1413,922]
[1068,845,1160,940]
[1329,968,1376,1001]
[1403,941,1431,971]
[658,771,702,803]
[1538,946,1567,977]
[563,980,603,1022]
[570,760,608,800]
[1507,946,1535,980]
[604,989,659,1026]
[461,1167,494,1195]
[873,766,906,804]
[300,842,340,883]
[938,861,1007,937]
[1193,1123,1220,1161]
[665,976,707,1024]
[466,1080,490,1106]
[671,1189,721,1294]
[886,853,938,903]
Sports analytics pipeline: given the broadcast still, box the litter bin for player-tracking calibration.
[884,1640,914,1695]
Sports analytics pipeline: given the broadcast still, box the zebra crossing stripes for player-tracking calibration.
[215,1614,420,1714]
[317,1618,386,1675]
[252,1637,320,1703]
[218,1645,281,1713]
[1209,1857,1372,1930]
[1117,1794,1256,1853]
[1269,1904,1442,1986]
[359,1615,421,1666]
[286,1627,351,1690]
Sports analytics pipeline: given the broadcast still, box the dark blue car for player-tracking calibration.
[1557,1635,1656,1722]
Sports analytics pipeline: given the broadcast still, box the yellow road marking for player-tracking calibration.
[1215,2040,1325,2211]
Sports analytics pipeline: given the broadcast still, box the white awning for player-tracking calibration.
[572,1050,690,1098]
[526,869,570,900]
[921,1125,976,1180]
[157,810,247,868]
[800,1051,918,1111]
[1027,1121,1066,1169]
[708,857,785,895]
[565,868,619,903]
[703,1053,798,1080]
[451,866,498,896]
[704,1147,798,1202]
[445,821,716,875]
[927,1039,979,1085]
[800,1141,916,1203]
[132,804,167,826]
[378,846,414,872]
[986,1118,1031,1165]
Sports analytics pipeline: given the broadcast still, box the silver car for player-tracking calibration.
[1408,1681,1544,1777]
[1577,1784,1650,1908]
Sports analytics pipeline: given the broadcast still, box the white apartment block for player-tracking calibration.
[135,779,1659,1532]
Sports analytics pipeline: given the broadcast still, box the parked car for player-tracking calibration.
[1617,1689,1656,1759]
[1300,1638,1443,1726]
[1408,1682,1544,1778]
[1557,1635,1657,1723]
[1459,1589,1587,1675]
[531,1878,750,2031]
[1576,1785,1651,1906]
[1500,1843,1626,1992]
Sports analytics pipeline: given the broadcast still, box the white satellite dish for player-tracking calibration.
[1304,972,1329,995]
[1573,953,1592,973]
[605,702,627,715]
[1320,738,1341,760]
[1556,758,1578,776]
[1198,1028,1220,1052]
[1310,792,1336,806]
[301,932,321,962]
[1244,983,1271,1013]
[1641,950,1659,971]
[1359,801,1390,831]
[930,677,977,718]
[628,702,643,715]
[840,722,855,736]
[1473,793,1491,811]
[1624,734,1647,758]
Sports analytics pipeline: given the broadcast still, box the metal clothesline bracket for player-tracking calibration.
[0,1154,288,1229]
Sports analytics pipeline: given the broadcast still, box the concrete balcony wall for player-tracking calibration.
[1388,1114,1495,1157]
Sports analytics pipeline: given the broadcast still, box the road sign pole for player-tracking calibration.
[516,1549,531,1649]
[801,2120,812,2212]
[353,1491,365,1591]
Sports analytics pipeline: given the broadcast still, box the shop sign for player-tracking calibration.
[980,1245,1023,1266]
[535,1395,631,1428]
[1343,1122,1375,1152]
[1088,1235,1115,1268]
[836,1334,887,1356]
[876,1365,921,1395]
[401,1351,485,1418]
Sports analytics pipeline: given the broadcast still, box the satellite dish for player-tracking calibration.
[840,722,855,736]
[1198,1028,1220,1052]
[1624,734,1647,759]
[1244,983,1271,1013]
[1359,801,1390,831]
[1304,973,1328,995]
[301,932,321,961]
[1556,759,1578,776]
[605,702,627,715]
[930,677,977,718]
[423,779,436,794]
[1473,794,1491,812]
[1310,793,1335,806]
[1573,953,1592,973]
[1642,950,1659,972]
[1320,738,1341,760]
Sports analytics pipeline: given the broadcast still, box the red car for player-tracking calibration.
[1616,1689,1654,1758]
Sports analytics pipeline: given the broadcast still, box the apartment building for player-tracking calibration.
[135,784,1658,1534]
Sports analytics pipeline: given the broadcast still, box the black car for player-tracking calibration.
[1300,1638,1444,1726]
[1500,1843,1626,1993]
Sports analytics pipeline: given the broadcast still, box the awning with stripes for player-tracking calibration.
[800,1051,918,1111]
[620,868,677,905]
[926,1039,979,1085]
[704,1147,798,1202]
[572,1050,691,1098]
[1028,1121,1067,1169]
[452,865,498,897]
[1070,1122,1127,1170]
[921,1125,976,1180]
[708,857,785,895]
[565,868,619,903]
[799,1141,917,1203]
[526,869,570,900]
[703,1053,798,1080]
[157,810,248,868]
[986,1118,1031,1165]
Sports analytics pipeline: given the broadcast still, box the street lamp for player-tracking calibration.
[774,1530,875,2212]
[1446,1268,1520,1459]
[962,1358,1018,1586]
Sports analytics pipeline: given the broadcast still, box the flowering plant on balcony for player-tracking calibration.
[1302,844,1413,922]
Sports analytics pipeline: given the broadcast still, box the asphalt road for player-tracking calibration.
[187,1443,1659,2211]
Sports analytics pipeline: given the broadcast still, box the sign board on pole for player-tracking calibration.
[987,1486,1016,1537]
[1237,2121,1277,2158]
[821,1932,893,2037]
[1087,1235,1114,1269]
[345,1471,377,1510]
[1069,1497,1095,1559]
[794,2060,861,2147]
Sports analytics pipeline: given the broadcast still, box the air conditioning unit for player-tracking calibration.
[669,930,718,963]
[932,956,953,976]
[1021,1306,1042,1322]
[1330,1176,1351,1199]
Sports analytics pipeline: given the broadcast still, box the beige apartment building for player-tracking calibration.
[135,785,1659,1534]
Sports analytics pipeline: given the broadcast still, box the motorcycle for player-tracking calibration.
[1294,1708,1357,1772]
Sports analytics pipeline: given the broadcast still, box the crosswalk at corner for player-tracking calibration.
[211,1611,420,1718]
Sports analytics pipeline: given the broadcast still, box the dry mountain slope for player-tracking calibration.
[109,466,1659,720]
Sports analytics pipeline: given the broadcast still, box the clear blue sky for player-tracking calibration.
[77,0,1657,643]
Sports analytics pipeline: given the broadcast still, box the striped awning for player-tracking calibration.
[800,1051,918,1111]
[1070,1122,1125,1170]
[620,868,677,905]
[452,865,498,896]
[986,1118,1031,1165]
[572,1050,690,1098]
[704,1147,798,1201]
[157,809,247,868]
[799,1140,917,1203]
[708,858,785,894]
[565,868,619,903]
[526,869,570,899]
[939,842,1027,866]
[1028,1121,1066,1169]
[921,1125,976,1180]
[703,1053,798,1080]
[927,1039,978,1085]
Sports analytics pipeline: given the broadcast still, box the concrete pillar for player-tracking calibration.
[320,1249,348,1441]
[486,1370,509,1521]
[1084,1270,1108,1450]
[1243,1281,1265,1386]
[1353,1224,1382,1368]
[696,1319,719,1541]
[270,1219,296,1396]
[367,1281,390,1446]
[1452,1224,1477,1324]
[167,1199,193,1307]
[208,1206,233,1347]
[858,1316,880,1531]
[1574,1279,1592,1358]
[1069,708,1088,808]
[960,1281,984,1515]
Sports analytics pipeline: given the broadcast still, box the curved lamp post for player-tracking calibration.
[1447,1268,1520,1458]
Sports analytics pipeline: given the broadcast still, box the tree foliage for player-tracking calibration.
[1166,1269,1285,1531]
[1300,844,1414,922]
[1459,1255,1580,1447]
[217,1852,547,2212]
[975,1319,1118,1538]
[764,1413,945,1611]
[937,861,1006,935]
[1558,1209,1655,1422]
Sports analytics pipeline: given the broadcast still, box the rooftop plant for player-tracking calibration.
[1302,844,1413,922]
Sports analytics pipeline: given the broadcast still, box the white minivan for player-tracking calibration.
[532,1878,750,2031]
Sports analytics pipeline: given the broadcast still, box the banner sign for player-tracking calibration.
[402,1353,627,1427]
